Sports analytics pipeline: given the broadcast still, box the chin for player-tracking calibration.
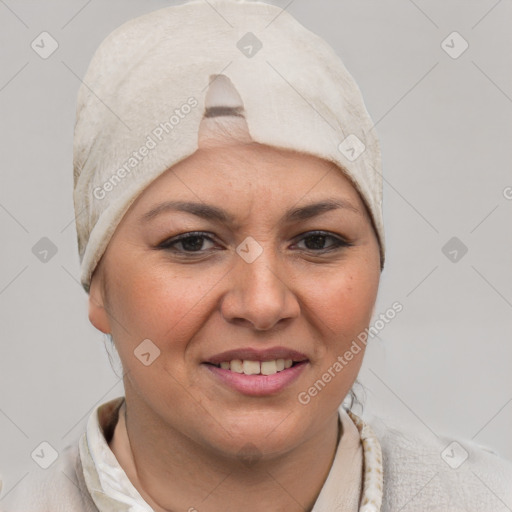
[203,409,309,457]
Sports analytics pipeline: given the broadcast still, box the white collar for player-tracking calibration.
[78,396,383,511]
[79,397,149,511]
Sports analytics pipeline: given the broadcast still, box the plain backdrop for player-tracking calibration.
[1,0,511,498]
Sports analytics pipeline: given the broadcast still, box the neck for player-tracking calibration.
[115,387,341,512]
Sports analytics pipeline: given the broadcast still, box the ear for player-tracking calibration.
[88,268,111,334]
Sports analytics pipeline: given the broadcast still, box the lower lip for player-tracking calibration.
[203,362,308,396]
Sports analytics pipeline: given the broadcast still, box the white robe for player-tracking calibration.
[1,396,511,511]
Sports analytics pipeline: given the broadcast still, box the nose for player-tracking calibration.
[220,247,300,331]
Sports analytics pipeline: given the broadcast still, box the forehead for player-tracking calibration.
[131,143,366,215]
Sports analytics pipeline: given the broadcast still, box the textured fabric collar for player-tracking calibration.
[79,396,383,511]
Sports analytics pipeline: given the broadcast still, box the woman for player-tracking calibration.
[2,0,511,510]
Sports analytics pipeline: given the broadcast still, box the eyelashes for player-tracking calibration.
[156,230,353,256]
[295,231,353,252]
[158,232,216,254]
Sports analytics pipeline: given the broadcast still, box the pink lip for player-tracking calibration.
[204,346,308,365]
[203,361,309,396]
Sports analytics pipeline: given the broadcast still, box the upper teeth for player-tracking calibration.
[218,359,293,375]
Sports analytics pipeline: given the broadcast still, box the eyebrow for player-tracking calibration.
[139,198,361,225]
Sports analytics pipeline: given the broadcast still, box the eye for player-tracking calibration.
[157,232,217,254]
[294,231,352,252]
[157,230,352,256]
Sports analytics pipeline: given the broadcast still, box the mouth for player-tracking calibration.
[205,358,302,375]
[202,347,309,396]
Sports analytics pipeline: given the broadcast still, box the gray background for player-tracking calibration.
[1,0,511,501]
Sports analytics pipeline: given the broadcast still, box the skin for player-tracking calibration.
[89,141,381,512]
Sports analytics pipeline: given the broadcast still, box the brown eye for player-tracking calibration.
[158,232,217,253]
[295,231,352,252]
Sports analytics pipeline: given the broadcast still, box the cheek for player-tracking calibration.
[105,262,197,397]
[296,266,378,409]
[306,263,379,339]
[106,252,221,353]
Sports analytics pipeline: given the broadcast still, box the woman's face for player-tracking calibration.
[89,142,381,460]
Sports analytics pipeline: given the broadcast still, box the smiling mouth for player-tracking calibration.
[205,359,304,376]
